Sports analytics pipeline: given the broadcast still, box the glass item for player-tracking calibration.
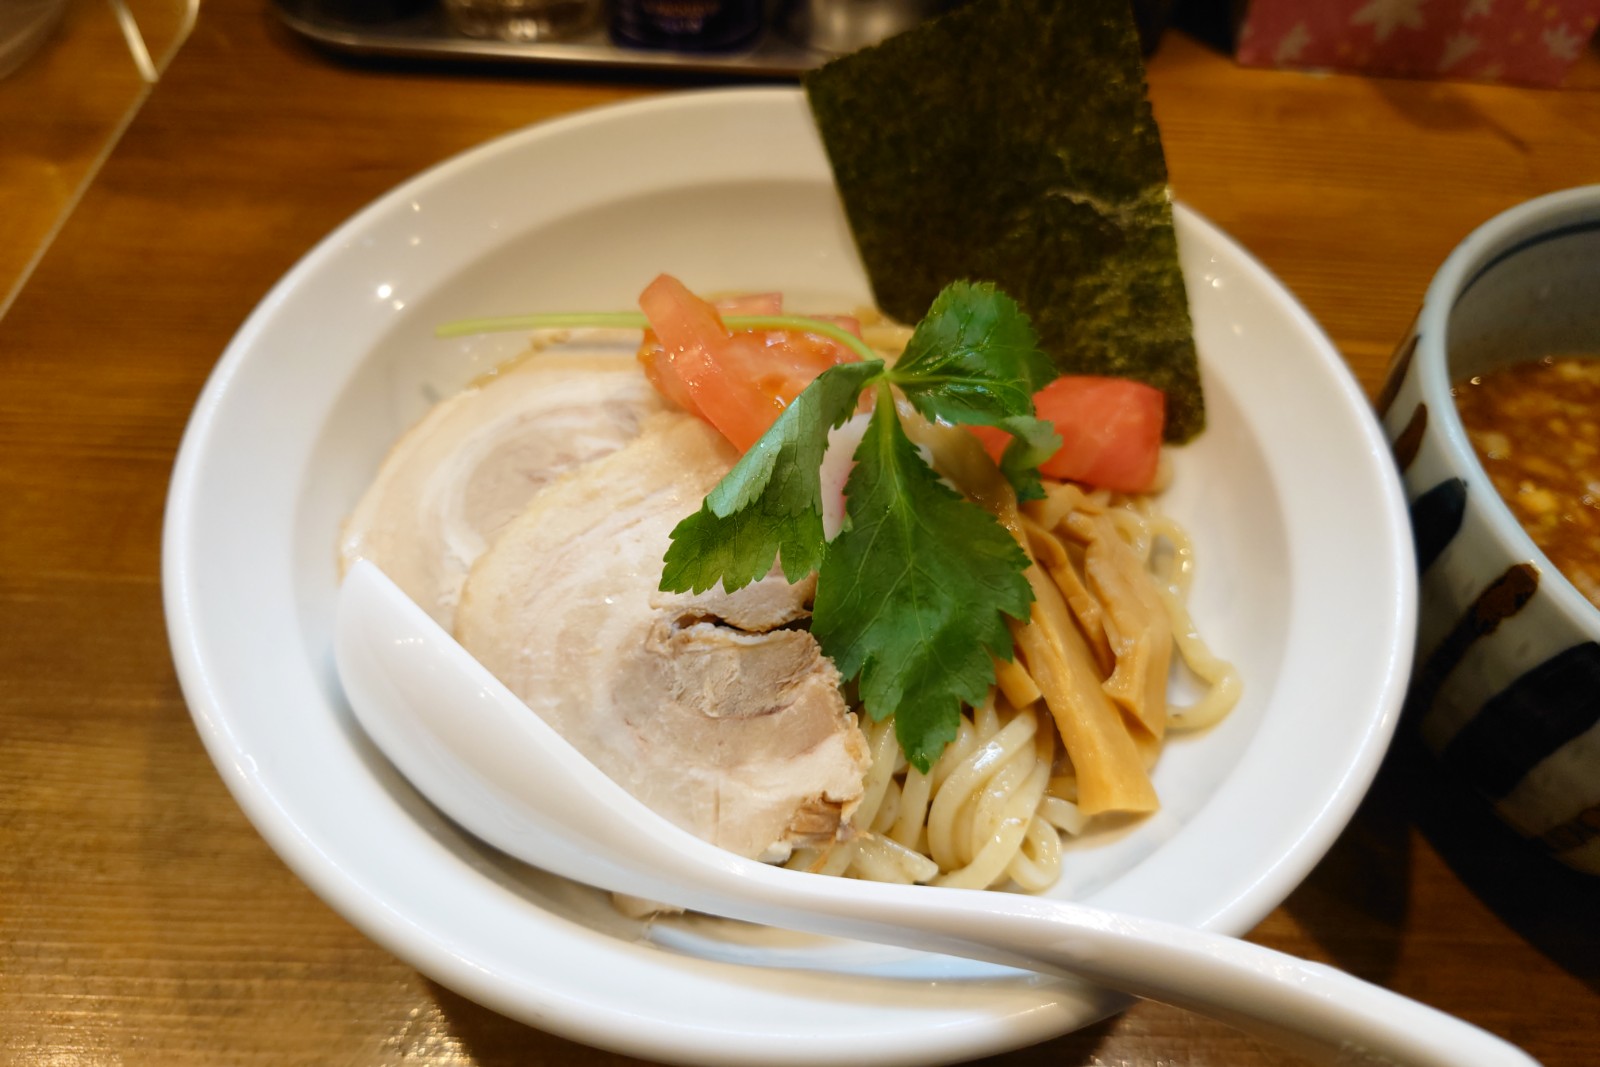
[609,0,762,51]
[776,0,944,54]
[444,0,599,42]
[0,0,66,78]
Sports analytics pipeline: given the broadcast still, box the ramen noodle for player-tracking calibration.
[786,477,1241,891]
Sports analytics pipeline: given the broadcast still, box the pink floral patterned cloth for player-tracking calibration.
[1235,0,1600,86]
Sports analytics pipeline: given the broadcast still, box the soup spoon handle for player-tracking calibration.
[716,872,1539,1067]
[336,561,1539,1067]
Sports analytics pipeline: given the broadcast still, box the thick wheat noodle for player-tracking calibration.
[1006,797,1066,892]
[887,760,934,849]
[794,480,1238,892]
[999,719,1064,892]
[935,757,1051,890]
[1144,511,1242,730]
[926,700,1035,869]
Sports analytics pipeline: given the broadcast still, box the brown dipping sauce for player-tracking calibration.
[1454,356,1600,609]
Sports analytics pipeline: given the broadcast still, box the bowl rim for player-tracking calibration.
[1413,183,1600,636]
[159,85,1421,1066]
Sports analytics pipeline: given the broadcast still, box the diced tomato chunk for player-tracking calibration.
[712,292,783,316]
[637,335,703,419]
[971,375,1166,493]
[636,274,860,452]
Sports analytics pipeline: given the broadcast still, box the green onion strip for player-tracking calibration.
[435,312,879,364]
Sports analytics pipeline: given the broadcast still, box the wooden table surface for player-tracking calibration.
[3,1,1599,1064]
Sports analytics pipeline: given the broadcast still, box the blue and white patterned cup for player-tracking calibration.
[1380,185,1600,876]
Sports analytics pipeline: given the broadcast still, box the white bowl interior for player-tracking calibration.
[164,88,1415,1067]
[1447,216,1600,382]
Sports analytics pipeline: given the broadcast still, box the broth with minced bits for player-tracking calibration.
[1454,356,1600,610]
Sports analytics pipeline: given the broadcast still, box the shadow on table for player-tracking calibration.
[426,979,1140,1066]
[1285,722,1600,994]
[425,982,669,1066]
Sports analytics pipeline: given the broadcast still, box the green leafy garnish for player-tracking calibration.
[892,282,1061,503]
[436,283,1059,772]
[892,281,1057,427]
[994,415,1062,504]
[661,359,882,593]
[660,280,1048,772]
[812,386,1034,771]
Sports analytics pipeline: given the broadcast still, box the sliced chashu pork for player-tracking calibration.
[455,412,870,862]
[340,350,665,627]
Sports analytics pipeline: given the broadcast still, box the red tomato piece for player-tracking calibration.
[713,292,783,316]
[971,376,1166,493]
[636,333,702,419]
[636,275,722,425]
[636,274,859,452]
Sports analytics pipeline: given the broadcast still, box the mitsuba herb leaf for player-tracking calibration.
[811,387,1035,773]
[887,282,1058,499]
[661,280,1053,769]
[661,360,882,593]
[995,414,1061,503]
[889,281,1056,427]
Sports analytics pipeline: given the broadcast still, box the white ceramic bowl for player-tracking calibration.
[1379,184,1600,876]
[163,87,1416,1065]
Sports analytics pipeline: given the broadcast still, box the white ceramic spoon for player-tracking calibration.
[335,560,1540,1067]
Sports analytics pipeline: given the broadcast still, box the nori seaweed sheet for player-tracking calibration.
[803,0,1204,442]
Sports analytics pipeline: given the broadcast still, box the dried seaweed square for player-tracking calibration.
[804,0,1203,441]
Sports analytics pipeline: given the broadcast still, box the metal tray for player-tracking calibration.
[271,0,827,76]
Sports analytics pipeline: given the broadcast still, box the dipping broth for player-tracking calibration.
[1454,356,1600,609]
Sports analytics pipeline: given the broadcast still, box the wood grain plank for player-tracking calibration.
[2,4,1598,1066]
